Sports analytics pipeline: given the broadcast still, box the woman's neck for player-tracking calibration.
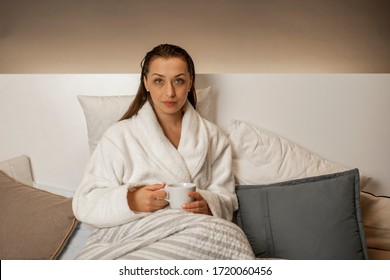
[155,111,183,149]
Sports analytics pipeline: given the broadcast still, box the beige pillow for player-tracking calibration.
[0,171,78,259]
[78,86,212,154]
[360,190,390,260]
[0,155,33,186]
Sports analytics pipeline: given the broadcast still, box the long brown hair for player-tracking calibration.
[119,44,197,121]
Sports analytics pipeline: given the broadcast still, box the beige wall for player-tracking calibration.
[1,0,389,73]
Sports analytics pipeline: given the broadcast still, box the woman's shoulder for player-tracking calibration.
[101,118,137,141]
[94,118,141,153]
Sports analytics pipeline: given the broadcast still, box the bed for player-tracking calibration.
[1,76,389,260]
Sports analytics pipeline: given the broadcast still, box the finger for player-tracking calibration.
[145,183,166,191]
[182,200,204,210]
[154,189,168,199]
[185,205,205,214]
[183,199,210,215]
[187,191,202,200]
[154,198,168,208]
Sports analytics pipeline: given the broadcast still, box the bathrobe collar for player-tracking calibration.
[135,101,209,184]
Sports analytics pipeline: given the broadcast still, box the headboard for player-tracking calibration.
[1,74,389,195]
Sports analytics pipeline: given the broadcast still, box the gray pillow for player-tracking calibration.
[235,169,368,259]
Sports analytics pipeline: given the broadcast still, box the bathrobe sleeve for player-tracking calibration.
[72,126,147,228]
[197,126,238,221]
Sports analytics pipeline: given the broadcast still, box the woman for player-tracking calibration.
[72,44,254,259]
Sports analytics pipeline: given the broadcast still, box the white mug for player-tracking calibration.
[164,183,196,209]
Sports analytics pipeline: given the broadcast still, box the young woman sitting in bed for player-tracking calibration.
[72,44,254,260]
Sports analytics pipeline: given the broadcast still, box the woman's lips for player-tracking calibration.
[163,101,176,107]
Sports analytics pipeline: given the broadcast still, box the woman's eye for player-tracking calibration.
[175,79,184,84]
[154,79,163,84]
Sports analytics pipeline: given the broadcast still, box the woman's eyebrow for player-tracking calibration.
[151,73,187,77]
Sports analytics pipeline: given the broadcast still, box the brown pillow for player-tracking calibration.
[0,171,78,259]
[360,191,390,260]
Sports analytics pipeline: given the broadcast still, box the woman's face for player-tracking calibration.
[144,57,192,120]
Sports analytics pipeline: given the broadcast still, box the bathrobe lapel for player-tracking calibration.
[135,102,208,184]
[178,103,209,182]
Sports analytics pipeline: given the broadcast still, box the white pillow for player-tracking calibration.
[228,119,348,185]
[0,155,34,186]
[195,87,212,121]
[78,86,212,154]
[78,95,135,154]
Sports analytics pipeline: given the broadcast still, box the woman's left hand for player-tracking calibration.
[182,192,212,215]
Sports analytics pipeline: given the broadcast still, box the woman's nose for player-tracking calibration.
[165,83,176,97]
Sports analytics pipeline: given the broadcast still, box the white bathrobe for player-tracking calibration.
[72,101,237,228]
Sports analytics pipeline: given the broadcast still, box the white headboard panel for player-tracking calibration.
[198,74,390,195]
[0,74,140,190]
[1,74,389,195]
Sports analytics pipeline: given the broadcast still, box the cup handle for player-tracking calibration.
[162,188,170,202]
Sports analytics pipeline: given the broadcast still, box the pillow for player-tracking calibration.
[235,169,368,260]
[360,190,390,260]
[78,95,135,154]
[78,86,212,154]
[57,222,93,260]
[0,155,33,186]
[0,171,78,259]
[195,86,213,121]
[32,182,93,260]
[228,119,347,185]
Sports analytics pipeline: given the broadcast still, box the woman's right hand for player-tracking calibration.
[127,183,168,212]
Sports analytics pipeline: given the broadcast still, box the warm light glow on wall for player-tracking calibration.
[0,0,389,73]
